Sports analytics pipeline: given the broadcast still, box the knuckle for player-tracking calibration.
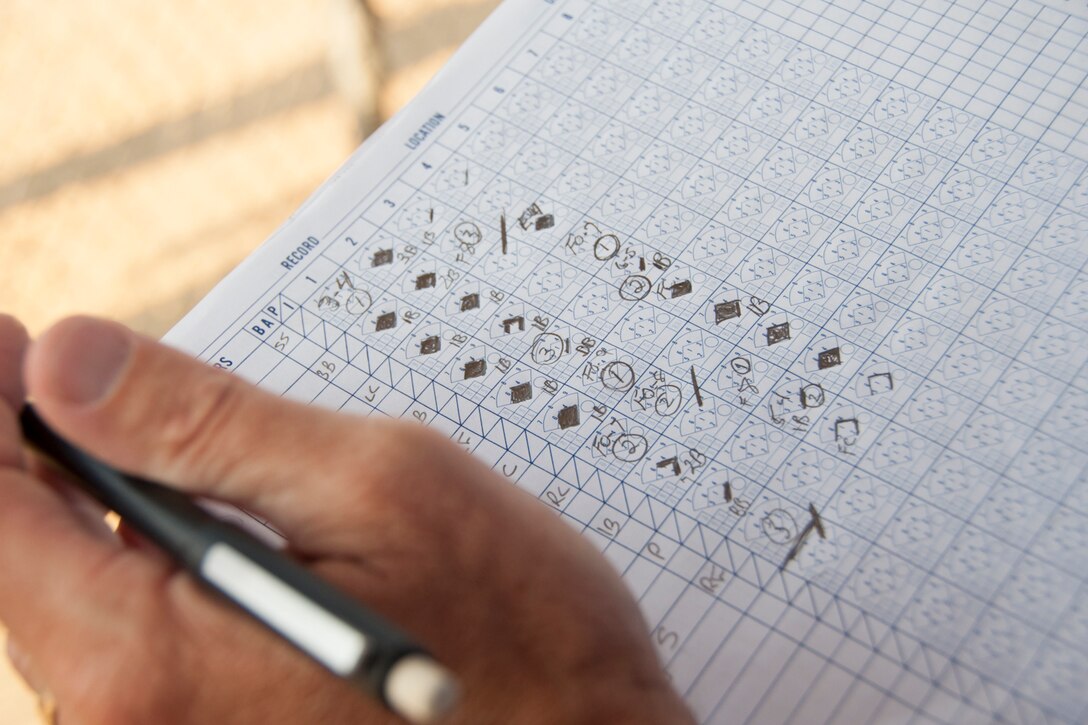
[155,370,243,471]
[364,419,449,475]
[325,419,440,505]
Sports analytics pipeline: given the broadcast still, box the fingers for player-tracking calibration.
[0,394,167,662]
[0,314,28,407]
[1,362,174,717]
[25,317,381,542]
[0,316,174,694]
[0,314,30,469]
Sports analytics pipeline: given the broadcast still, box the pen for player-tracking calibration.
[19,405,459,724]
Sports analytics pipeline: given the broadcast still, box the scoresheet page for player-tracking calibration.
[166,1,1088,722]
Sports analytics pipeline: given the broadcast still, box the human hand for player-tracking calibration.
[0,315,693,725]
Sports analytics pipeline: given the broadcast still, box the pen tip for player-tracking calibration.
[385,654,460,724]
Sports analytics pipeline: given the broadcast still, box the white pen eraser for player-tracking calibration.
[384,655,460,724]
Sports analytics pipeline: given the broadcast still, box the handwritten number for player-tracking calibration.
[595,517,620,537]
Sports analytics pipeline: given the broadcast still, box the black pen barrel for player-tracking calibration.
[19,405,422,705]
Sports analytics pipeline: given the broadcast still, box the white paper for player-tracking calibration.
[166,1,1088,722]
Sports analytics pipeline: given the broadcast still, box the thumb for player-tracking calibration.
[25,317,388,547]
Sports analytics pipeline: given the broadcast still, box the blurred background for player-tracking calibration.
[0,0,498,719]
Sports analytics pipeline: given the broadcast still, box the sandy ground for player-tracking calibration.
[0,0,497,720]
